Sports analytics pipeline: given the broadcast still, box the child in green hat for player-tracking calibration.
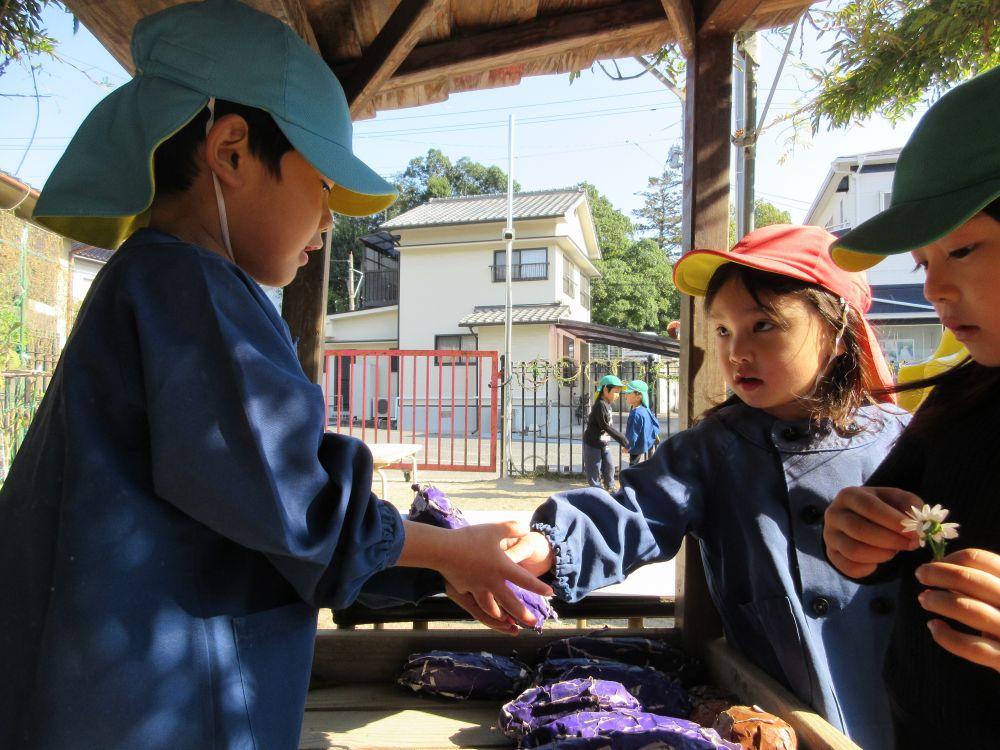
[824,65,1000,750]
[0,3,550,748]
[622,379,660,466]
[582,374,628,490]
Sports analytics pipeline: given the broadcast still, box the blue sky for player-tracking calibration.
[1,5,926,225]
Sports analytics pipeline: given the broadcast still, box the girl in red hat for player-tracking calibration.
[454,224,908,750]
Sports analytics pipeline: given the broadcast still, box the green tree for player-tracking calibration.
[1,1,62,76]
[632,164,683,257]
[579,182,680,331]
[392,148,519,216]
[808,1,1000,130]
[728,199,792,247]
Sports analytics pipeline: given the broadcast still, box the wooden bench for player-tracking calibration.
[366,442,422,498]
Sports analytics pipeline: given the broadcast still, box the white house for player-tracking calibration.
[805,149,941,365]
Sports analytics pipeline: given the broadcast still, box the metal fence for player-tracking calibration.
[502,356,680,476]
[0,343,58,481]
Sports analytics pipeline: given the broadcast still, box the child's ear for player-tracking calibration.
[204,114,251,188]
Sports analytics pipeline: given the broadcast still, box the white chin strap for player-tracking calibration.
[205,97,235,263]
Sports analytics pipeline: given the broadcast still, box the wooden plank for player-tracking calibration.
[300,706,507,750]
[675,29,732,658]
[659,0,696,58]
[697,0,764,34]
[705,639,862,750]
[353,0,675,96]
[344,0,446,118]
[306,684,499,712]
[282,233,331,384]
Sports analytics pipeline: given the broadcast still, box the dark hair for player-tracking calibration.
[700,263,880,435]
[152,100,293,195]
[894,359,1000,436]
[982,196,1000,224]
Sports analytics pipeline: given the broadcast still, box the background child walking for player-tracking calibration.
[582,374,629,490]
[623,379,660,465]
[0,3,548,749]
[823,66,1000,750]
[467,224,909,750]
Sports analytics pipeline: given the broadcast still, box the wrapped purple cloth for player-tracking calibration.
[407,484,557,631]
[397,650,530,699]
[547,660,692,717]
[537,634,702,684]
[499,678,641,740]
[522,710,740,749]
[529,727,742,750]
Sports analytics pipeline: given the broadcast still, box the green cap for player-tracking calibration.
[33,0,398,249]
[624,379,649,407]
[596,374,623,392]
[832,65,1000,272]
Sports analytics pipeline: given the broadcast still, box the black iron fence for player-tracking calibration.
[501,356,679,476]
[1,343,58,482]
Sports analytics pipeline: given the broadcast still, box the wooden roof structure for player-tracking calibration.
[64,0,816,656]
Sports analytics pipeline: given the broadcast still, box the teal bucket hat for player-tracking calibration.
[624,379,649,408]
[33,0,398,249]
[832,65,1000,272]
[595,374,623,396]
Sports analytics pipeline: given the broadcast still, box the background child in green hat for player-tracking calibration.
[622,379,660,466]
[0,3,549,749]
[582,374,628,491]
[824,65,1000,750]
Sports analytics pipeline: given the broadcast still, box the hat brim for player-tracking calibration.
[34,76,397,249]
[831,178,1000,271]
[673,249,818,297]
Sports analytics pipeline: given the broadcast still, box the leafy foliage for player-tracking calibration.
[393,148,519,215]
[808,0,1000,130]
[0,0,61,76]
[580,182,680,331]
[728,200,792,247]
[632,164,683,257]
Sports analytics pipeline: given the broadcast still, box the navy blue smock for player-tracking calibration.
[531,401,909,750]
[0,229,431,750]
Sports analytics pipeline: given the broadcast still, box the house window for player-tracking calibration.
[562,256,577,298]
[580,276,591,311]
[492,248,548,282]
[561,335,579,378]
[435,333,478,365]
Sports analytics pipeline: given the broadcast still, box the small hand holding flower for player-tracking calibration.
[900,503,961,560]
[915,548,1000,673]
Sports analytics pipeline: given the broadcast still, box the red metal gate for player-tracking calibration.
[323,349,499,472]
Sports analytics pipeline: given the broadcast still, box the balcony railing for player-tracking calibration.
[491,262,548,282]
[360,268,399,308]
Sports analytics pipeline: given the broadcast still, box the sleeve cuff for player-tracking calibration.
[531,521,576,601]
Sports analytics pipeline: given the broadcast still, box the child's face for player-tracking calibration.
[709,277,836,421]
[625,391,643,407]
[912,213,1000,367]
[602,386,622,402]
[230,150,334,286]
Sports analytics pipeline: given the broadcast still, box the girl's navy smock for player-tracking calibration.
[0,230,430,750]
[531,400,909,750]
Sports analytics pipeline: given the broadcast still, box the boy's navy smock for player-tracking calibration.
[625,404,659,457]
[531,400,909,750]
[0,230,430,750]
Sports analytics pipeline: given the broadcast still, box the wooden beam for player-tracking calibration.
[697,0,764,34]
[675,29,732,658]
[659,0,696,59]
[282,232,332,384]
[339,0,674,96]
[344,0,445,119]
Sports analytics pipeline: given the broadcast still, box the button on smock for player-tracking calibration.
[800,505,823,524]
[810,596,831,616]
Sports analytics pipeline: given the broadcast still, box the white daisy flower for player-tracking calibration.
[901,504,960,560]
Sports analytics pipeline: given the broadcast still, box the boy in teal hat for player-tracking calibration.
[623,379,660,466]
[582,374,628,490]
[0,3,550,749]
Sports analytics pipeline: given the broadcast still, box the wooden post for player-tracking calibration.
[282,234,331,384]
[675,29,732,657]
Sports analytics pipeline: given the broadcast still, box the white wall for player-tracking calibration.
[326,305,398,344]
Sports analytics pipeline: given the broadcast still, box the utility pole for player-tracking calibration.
[733,32,758,240]
[501,114,515,477]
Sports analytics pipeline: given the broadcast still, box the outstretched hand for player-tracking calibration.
[915,548,1000,673]
[398,520,552,635]
[823,485,921,578]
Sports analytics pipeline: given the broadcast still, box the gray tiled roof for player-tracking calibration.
[459,303,571,327]
[71,241,114,263]
[382,190,584,229]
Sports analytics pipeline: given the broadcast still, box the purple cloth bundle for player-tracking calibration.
[397,650,530,700]
[521,709,740,749]
[499,678,641,740]
[537,634,702,684]
[407,484,557,631]
[539,658,692,717]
